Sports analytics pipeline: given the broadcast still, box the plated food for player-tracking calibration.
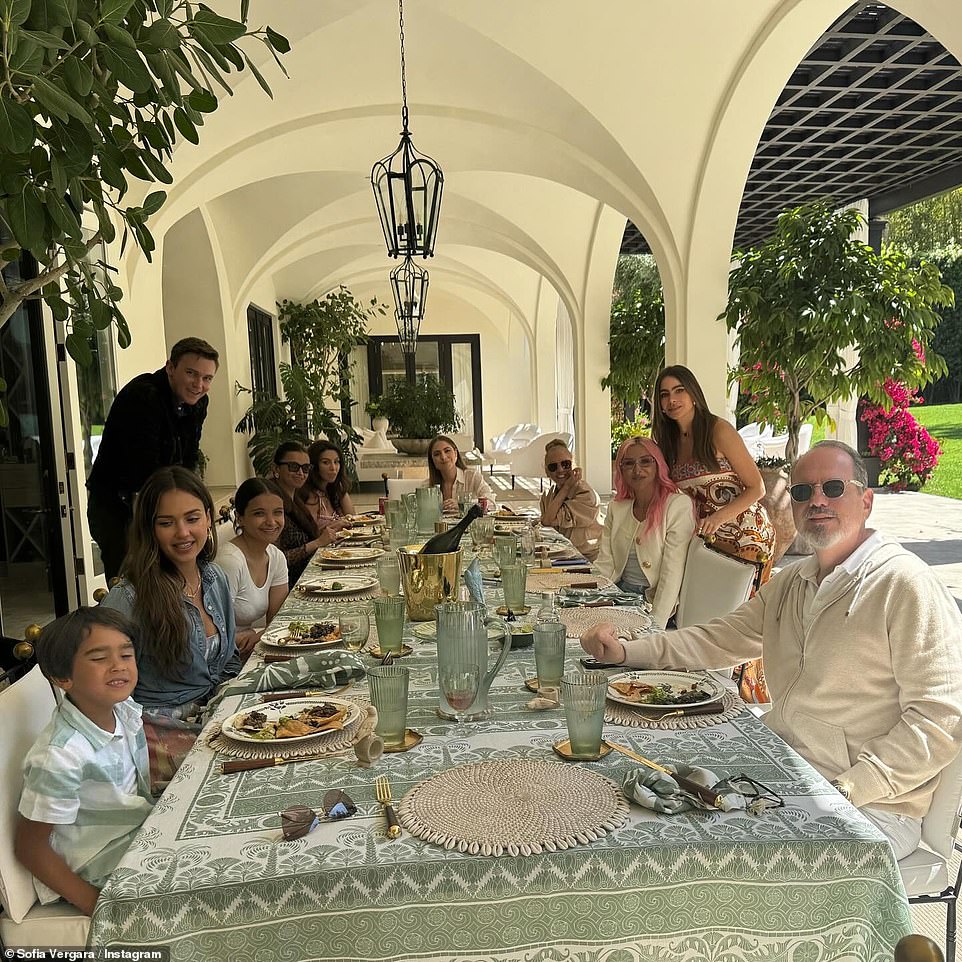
[317,546,383,563]
[336,524,380,541]
[262,621,341,648]
[605,670,725,710]
[222,697,360,744]
[297,573,379,595]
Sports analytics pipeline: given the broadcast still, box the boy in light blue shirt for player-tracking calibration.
[15,607,153,916]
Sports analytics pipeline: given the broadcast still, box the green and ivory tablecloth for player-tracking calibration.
[87,542,911,962]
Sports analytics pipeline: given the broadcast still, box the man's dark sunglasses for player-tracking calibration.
[789,479,864,503]
[279,461,311,474]
[547,459,572,472]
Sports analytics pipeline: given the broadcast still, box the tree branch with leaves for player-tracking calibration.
[0,0,289,360]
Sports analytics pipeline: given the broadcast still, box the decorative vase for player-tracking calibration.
[861,454,881,488]
[392,437,432,456]
[372,416,390,435]
[758,464,797,563]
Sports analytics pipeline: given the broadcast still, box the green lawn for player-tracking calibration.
[913,403,962,499]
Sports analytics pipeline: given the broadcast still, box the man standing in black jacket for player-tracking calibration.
[87,337,220,580]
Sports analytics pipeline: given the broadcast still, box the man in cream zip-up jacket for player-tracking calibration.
[583,441,962,857]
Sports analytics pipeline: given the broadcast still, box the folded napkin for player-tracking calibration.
[558,584,649,609]
[206,650,367,716]
[623,765,777,815]
[463,557,486,605]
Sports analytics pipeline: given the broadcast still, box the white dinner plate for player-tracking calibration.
[297,573,378,595]
[316,546,384,563]
[221,697,361,744]
[605,670,726,710]
[260,620,343,649]
[534,543,568,558]
[337,524,381,541]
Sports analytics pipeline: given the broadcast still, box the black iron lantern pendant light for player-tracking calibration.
[371,0,443,259]
[390,255,429,335]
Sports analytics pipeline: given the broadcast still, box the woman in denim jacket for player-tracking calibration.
[102,467,239,788]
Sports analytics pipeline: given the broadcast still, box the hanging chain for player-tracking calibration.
[398,0,408,129]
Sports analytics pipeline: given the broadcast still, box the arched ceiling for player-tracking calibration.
[122,0,962,361]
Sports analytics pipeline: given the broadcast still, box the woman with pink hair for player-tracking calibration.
[596,436,696,628]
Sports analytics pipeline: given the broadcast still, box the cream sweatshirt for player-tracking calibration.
[621,536,962,818]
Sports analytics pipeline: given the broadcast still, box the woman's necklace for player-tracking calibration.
[183,574,202,599]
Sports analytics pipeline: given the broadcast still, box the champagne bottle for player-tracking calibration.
[419,504,483,554]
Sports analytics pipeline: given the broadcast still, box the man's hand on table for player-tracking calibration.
[580,624,628,665]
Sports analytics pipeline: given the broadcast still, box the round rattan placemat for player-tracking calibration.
[207,700,372,759]
[297,585,379,602]
[559,606,652,637]
[604,690,744,730]
[398,759,629,856]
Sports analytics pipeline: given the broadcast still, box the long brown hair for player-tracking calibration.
[651,365,720,473]
[273,441,319,538]
[426,435,466,486]
[122,466,217,679]
[303,439,350,512]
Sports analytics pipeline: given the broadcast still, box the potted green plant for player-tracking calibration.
[374,375,462,454]
[721,200,952,463]
[364,398,390,436]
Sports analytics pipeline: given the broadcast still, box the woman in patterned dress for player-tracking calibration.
[652,365,776,702]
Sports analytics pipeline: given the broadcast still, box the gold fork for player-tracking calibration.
[374,775,401,839]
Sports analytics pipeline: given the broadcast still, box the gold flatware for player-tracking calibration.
[223,754,323,774]
[604,741,723,809]
[258,689,333,703]
[374,775,402,839]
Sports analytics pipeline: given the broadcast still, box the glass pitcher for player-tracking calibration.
[416,484,443,535]
[435,601,510,721]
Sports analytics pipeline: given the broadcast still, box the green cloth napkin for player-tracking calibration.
[623,764,750,814]
[557,585,650,608]
[206,650,366,716]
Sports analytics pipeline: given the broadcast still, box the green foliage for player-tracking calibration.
[235,287,386,475]
[0,0,290,353]
[610,411,650,459]
[912,402,962,500]
[916,246,962,404]
[603,255,665,412]
[722,200,953,462]
[371,374,461,439]
[885,187,962,255]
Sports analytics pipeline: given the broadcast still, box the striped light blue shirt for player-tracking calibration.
[19,696,153,904]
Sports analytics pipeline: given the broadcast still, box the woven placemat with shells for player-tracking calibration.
[207,701,373,759]
[558,606,652,637]
[397,759,629,856]
[527,571,614,593]
[604,689,744,730]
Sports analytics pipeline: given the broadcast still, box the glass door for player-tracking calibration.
[0,258,72,635]
[53,310,117,603]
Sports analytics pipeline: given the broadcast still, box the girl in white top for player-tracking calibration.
[217,478,289,656]
[425,434,494,513]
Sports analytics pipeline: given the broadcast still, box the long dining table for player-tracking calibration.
[87,527,912,961]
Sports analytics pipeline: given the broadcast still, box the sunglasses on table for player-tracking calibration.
[279,461,311,474]
[788,479,864,503]
[547,459,573,472]
[281,790,357,840]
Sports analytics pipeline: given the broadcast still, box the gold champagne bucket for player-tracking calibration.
[397,547,463,621]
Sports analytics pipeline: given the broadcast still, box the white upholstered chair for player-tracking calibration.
[498,432,574,490]
[901,747,962,962]
[0,665,90,947]
[675,536,759,629]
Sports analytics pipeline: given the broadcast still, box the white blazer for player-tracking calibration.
[596,492,696,628]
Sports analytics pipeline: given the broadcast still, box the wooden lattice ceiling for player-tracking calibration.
[621,2,962,255]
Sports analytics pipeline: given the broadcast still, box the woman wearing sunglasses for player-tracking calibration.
[596,437,696,628]
[424,435,494,513]
[652,365,775,698]
[539,440,603,561]
[272,441,335,587]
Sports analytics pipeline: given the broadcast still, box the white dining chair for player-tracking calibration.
[0,665,90,947]
[900,747,962,962]
[675,536,760,629]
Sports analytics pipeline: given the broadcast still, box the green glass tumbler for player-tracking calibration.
[533,621,567,692]
[500,563,528,612]
[367,664,409,748]
[494,533,517,571]
[373,595,406,654]
[560,672,607,760]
